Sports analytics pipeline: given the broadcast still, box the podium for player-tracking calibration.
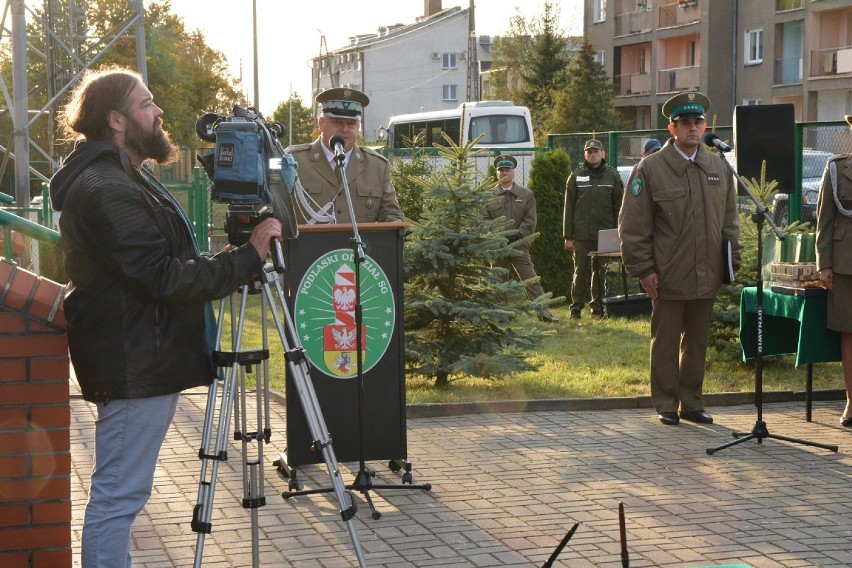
[281,222,408,467]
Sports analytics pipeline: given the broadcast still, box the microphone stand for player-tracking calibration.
[705,146,837,455]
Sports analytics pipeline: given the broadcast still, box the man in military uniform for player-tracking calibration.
[288,87,404,224]
[563,138,623,318]
[816,116,852,427]
[485,155,557,322]
[619,91,742,426]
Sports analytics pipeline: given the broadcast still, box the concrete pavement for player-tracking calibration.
[70,380,852,567]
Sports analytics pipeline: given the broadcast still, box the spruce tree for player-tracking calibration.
[403,139,552,389]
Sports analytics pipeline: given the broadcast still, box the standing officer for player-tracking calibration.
[485,154,557,322]
[288,87,404,224]
[619,91,741,426]
[563,138,623,318]
[816,116,852,427]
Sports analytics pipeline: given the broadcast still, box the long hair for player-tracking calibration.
[60,66,142,142]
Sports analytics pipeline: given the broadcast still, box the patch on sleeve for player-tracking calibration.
[630,178,644,197]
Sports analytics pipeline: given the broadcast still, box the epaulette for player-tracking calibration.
[361,146,389,163]
[287,143,312,153]
[828,153,847,162]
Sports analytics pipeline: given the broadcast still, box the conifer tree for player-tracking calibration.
[404,139,551,388]
[550,38,629,134]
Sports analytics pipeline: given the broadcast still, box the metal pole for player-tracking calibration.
[134,0,148,84]
[252,0,259,109]
[12,0,30,207]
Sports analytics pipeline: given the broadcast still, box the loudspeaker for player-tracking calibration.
[734,104,795,194]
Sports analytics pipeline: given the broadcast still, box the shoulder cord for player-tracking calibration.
[293,176,336,224]
[828,161,852,218]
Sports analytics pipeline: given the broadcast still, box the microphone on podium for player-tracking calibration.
[703,132,731,153]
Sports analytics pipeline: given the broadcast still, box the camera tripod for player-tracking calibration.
[191,253,368,567]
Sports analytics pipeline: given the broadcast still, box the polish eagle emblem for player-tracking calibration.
[331,327,357,349]
[334,287,356,311]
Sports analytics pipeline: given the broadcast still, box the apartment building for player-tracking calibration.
[310,3,492,144]
[586,0,852,129]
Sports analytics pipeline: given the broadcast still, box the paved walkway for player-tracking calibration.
[70,382,852,568]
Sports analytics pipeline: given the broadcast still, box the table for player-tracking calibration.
[739,286,842,421]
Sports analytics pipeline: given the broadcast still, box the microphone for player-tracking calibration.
[329,134,346,163]
[703,132,732,153]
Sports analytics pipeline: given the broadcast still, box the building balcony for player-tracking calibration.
[659,1,700,28]
[810,46,852,77]
[658,65,700,93]
[775,56,803,85]
[615,72,653,96]
[775,0,804,11]
[614,6,654,36]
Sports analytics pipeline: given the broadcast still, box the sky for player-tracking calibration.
[165,0,583,116]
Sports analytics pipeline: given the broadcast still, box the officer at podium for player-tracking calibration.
[288,87,404,224]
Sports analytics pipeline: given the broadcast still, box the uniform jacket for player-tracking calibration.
[288,138,404,224]
[816,153,852,275]
[485,182,537,250]
[618,138,742,300]
[49,141,263,403]
[563,159,623,241]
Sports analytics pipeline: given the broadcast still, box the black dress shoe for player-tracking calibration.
[658,412,679,425]
[679,410,714,424]
[841,415,852,427]
[538,313,559,323]
[569,309,581,319]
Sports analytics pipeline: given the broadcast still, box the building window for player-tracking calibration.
[593,0,606,23]
[743,99,761,106]
[594,51,605,66]
[442,53,458,69]
[442,85,458,101]
[745,29,763,65]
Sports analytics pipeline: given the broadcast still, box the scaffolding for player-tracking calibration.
[0,0,148,207]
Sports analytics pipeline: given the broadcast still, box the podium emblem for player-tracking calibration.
[294,249,396,379]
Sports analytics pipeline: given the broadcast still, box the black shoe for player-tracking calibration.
[658,412,679,425]
[679,410,714,424]
[538,313,559,323]
[569,309,581,319]
[841,415,852,427]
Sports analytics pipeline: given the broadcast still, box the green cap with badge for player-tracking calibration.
[662,91,710,122]
[316,87,370,120]
[584,139,603,151]
[494,154,517,169]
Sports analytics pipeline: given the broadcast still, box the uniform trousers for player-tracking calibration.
[649,298,714,414]
[81,392,180,568]
[497,249,545,301]
[570,239,607,313]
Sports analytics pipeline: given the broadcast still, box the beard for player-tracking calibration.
[124,115,179,164]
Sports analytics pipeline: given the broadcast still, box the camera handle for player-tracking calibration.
[271,239,285,274]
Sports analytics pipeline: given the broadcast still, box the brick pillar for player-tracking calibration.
[0,260,70,568]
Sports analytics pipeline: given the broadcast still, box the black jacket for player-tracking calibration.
[49,141,262,402]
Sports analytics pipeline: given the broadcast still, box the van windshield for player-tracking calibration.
[468,114,531,145]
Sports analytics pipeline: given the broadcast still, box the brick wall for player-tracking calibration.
[0,260,70,568]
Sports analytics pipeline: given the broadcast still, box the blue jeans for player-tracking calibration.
[81,393,180,568]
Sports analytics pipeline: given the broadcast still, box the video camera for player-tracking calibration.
[196,106,299,246]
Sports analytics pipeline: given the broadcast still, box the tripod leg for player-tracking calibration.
[192,291,248,567]
[261,269,368,567]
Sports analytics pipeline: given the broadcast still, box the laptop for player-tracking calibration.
[596,228,620,254]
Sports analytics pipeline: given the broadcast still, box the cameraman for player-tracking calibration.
[289,87,404,224]
[48,66,281,568]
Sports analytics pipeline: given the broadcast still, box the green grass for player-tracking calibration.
[217,297,844,404]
